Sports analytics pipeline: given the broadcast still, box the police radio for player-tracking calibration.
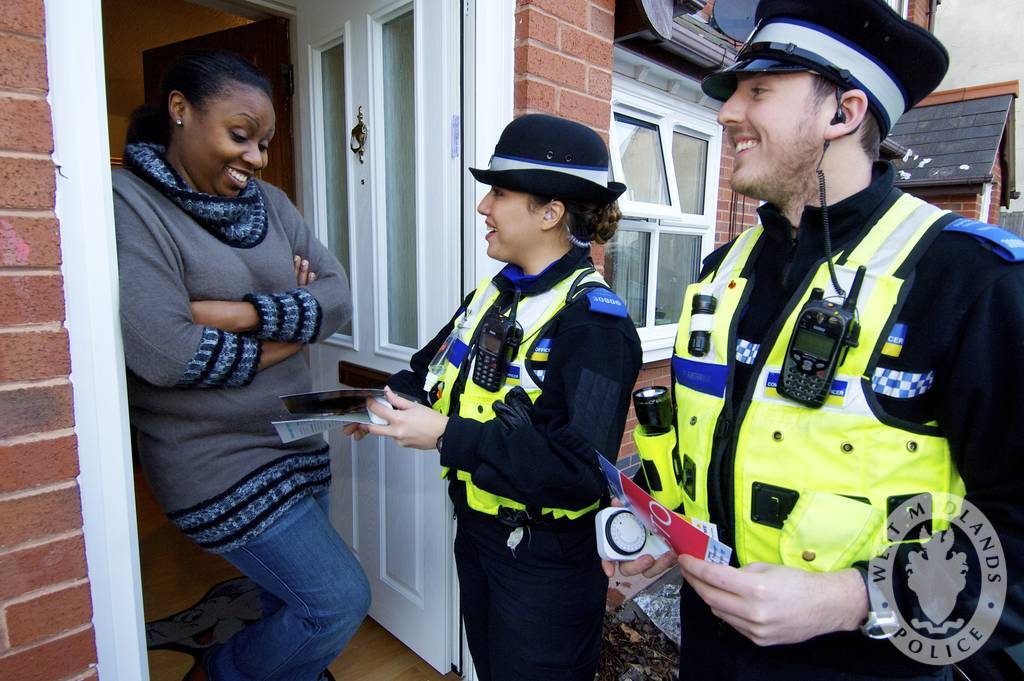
[778,266,866,408]
[472,293,523,392]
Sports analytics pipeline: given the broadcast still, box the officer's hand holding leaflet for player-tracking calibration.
[357,386,449,450]
[677,555,868,647]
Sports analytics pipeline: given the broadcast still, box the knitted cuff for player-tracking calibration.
[178,327,261,388]
[244,288,322,343]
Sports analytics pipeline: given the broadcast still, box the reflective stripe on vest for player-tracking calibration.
[434,266,608,519]
[670,194,965,569]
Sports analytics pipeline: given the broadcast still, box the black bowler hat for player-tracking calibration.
[702,0,949,135]
[469,114,627,205]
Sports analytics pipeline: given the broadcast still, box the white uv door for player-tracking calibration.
[295,0,462,673]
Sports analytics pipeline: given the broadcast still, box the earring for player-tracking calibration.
[175,119,183,127]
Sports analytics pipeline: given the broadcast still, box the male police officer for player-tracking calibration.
[606,0,1024,678]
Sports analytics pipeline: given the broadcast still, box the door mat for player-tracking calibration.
[146,576,336,681]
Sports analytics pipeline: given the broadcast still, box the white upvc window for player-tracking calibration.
[884,0,909,18]
[607,75,723,361]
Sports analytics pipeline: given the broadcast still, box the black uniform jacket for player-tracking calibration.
[683,163,1024,679]
[389,247,643,517]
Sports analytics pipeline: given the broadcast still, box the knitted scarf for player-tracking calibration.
[124,142,268,248]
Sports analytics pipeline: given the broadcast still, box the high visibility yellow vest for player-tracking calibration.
[431,266,611,520]
[639,193,966,569]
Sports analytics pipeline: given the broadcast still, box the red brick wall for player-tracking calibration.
[909,191,982,220]
[0,3,97,679]
[514,0,615,138]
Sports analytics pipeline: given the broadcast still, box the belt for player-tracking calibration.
[450,480,597,532]
[490,505,595,532]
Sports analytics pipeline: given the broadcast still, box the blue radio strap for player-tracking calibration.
[944,218,1024,262]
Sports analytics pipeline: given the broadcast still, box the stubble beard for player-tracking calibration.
[730,117,824,217]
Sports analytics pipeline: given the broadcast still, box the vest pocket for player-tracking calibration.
[778,490,883,572]
[458,391,497,423]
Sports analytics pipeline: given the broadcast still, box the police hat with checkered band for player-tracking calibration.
[469,114,626,206]
[702,0,949,136]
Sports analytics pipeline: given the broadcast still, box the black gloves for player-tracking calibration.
[492,386,534,433]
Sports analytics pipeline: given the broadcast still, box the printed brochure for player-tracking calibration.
[271,388,408,444]
[599,455,733,565]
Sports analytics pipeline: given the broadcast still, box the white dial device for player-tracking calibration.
[595,507,669,561]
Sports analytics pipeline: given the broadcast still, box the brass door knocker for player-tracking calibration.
[350,106,367,163]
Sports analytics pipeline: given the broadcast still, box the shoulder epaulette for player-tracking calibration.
[584,287,630,318]
[944,218,1024,263]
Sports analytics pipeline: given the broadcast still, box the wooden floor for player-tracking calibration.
[135,468,459,681]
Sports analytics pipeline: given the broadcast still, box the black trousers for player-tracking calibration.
[454,508,608,681]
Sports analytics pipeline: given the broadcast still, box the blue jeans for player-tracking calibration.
[207,492,371,681]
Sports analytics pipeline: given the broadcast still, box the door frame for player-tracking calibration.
[465,0,516,290]
[52,0,514,678]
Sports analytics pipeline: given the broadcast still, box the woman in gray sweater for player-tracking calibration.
[113,50,369,681]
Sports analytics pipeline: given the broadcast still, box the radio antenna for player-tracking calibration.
[842,265,867,312]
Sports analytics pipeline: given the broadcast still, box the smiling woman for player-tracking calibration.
[113,50,369,681]
[164,83,275,197]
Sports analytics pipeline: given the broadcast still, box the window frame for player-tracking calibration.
[609,75,723,361]
[884,0,909,18]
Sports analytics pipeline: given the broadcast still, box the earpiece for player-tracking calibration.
[544,210,553,220]
[831,89,846,125]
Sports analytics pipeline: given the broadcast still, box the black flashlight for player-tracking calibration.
[632,386,673,434]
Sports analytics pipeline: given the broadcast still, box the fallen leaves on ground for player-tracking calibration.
[596,608,678,681]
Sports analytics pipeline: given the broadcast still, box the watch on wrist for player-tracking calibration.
[855,564,900,639]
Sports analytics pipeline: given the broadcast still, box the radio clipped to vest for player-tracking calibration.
[778,265,866,408]
[472,292,524,392]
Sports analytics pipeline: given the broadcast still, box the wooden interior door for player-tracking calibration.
[142,17,295,201]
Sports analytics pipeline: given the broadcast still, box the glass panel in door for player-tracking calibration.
[321,42,352,336]
[382,11,417,348]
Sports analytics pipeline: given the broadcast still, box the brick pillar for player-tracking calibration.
[0,2,98,680]
[514,0,614,138]
[990,159,1003,225]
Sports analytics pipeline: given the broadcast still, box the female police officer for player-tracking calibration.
[347,114,642,680]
